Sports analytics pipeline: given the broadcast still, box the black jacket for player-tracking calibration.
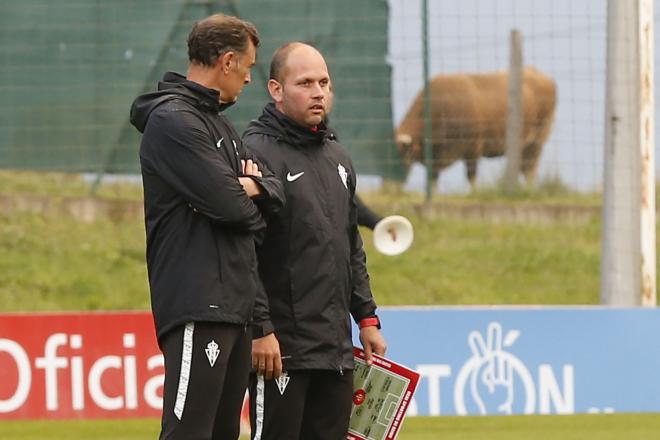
[356,195,382,230]
[130,72,285,341]
[243,103,378,371]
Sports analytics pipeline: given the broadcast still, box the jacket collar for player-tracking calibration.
[159,72,236,113]
[255,103,329,148]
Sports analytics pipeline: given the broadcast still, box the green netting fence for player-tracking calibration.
[0,0,401,180]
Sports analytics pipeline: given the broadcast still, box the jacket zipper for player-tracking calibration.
[304,147,346,374]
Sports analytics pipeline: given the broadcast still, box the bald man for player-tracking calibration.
[242,42,387,440]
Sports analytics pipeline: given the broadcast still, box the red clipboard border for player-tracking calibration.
[347,347,420,440]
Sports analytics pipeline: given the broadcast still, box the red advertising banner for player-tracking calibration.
[0,311,162,419]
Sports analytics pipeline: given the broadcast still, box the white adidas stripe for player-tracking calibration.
[173,322,194,420]
[253,374,266,440]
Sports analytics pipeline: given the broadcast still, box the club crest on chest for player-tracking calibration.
[337,163,348,189]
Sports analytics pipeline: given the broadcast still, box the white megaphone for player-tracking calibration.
[373,215,414,256]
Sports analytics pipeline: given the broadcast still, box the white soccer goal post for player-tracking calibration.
[601,0,656,306]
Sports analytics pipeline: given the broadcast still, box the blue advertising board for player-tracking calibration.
[352,307,660,416]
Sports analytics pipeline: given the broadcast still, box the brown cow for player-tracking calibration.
[395,66,556,188]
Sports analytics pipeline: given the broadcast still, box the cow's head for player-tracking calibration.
[396,133,423,169]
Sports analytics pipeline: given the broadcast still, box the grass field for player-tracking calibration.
[2,414,660,440]
[0,170,144,201]
[0,206,605,311]
[1,172,659,437]
[0,170,606,205]
[0,171,617,311]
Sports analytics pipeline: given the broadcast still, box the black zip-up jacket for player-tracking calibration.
[130,72,285,341]
[356,195,382,230]
[243,103,378,371]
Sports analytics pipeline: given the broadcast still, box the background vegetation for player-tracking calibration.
[0,171,612,311]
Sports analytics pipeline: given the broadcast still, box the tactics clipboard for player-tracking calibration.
[347,347,420,440]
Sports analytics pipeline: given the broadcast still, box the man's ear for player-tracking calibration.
[268,79,283,102]
[217,51,236,74]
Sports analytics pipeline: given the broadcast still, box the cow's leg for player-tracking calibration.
[521,142,542,183]
[465,157,478,190]
[431,161,442,193]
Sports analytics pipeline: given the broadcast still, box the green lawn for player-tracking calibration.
[0,208,604,312]
[0,170,656,310]
[362,216,601,305]
[0,170,143,200]
[2,414,660,440]
[400,414,660,440]
[0,172,659,436]
[0,171,660,311]
[0,170,605,205]
[0,212,150,311]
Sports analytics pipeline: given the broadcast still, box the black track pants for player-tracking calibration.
[159,321,250,440]
[248,369,354,440]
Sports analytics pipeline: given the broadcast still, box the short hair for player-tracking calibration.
[269,41,309,82]
[187,14,260,67]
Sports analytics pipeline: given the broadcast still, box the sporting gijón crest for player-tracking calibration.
[275,372,290,395]
[205,340,220,367]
